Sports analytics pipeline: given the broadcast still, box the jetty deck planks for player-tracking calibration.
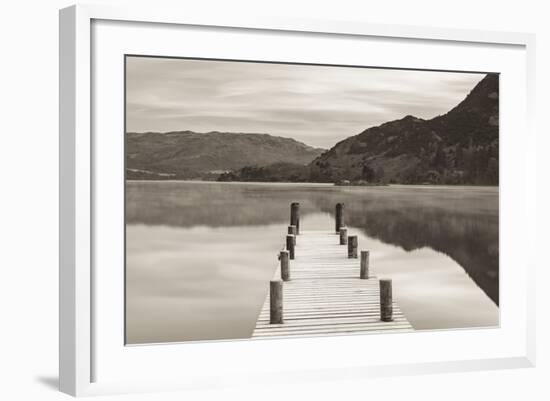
[252,230,413,338]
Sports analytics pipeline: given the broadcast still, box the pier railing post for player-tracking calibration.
[270,280,283,324]
[348,235,358,258]
[290,202,300,235]
[379,279,393,322]
[335,203,344,233]
[280,250,290,281]
[360,251,370,279]
[286,235,295,260]
[339,227,348,245]
[288,225,297,245]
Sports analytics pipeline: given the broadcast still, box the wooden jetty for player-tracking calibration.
[252,203,413,339]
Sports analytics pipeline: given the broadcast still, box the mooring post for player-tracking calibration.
[380,279,393,322]
[270,280,283,324]
[335,203,345,233]
[280,250,290,281]
[290,202,300,235]
[339,227,348,245]
[286,234,295,260]
[288,225,297,246]
[360,250,370,279]
[348,235,358,258]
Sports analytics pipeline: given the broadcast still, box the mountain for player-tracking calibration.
[309,74,499,185]
[126,131,325,179]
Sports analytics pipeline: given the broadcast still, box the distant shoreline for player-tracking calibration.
[125,179,498,190]
[126,179,334,186]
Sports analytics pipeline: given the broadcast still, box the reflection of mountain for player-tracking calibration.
[126,181,330,228]
[311,197,499,305]
[126,131,324,180]
[127,182,498,305]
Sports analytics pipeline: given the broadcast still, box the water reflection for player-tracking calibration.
[126,223,286,344]
[127,182,499,305]
[311,187,499,305]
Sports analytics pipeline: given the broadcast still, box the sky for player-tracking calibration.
[126,56,486,149]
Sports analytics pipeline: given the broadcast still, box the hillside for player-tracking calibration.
[126,131,324,179]
[309,74,499,185]
[217,162,310,182]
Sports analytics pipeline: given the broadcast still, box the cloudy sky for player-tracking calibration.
[126,56,486,149]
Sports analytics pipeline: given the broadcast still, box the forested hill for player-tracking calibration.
[308,74,499,185]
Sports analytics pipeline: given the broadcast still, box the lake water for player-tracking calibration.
[126,181,499,344]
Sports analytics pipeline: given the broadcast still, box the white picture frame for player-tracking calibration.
[59,4,536,397]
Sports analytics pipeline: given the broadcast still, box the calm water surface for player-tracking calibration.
[126,181,499,344]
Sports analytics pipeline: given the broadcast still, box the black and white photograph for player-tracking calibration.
[125,55,499,344]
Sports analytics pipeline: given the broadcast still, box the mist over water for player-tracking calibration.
[126,181,499,344]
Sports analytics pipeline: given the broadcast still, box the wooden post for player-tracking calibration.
[288,225,297,246]
[360,250,370,279]
[290,202,300,235]
[335,203,344,233]
[348,235,358,258]
[339,227,348,245]
[270,280,283,324]
[286,235,295,260]
[380,279,393,322]
[280,250,290,281]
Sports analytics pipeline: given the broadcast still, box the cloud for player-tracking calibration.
[126,56,485,148]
